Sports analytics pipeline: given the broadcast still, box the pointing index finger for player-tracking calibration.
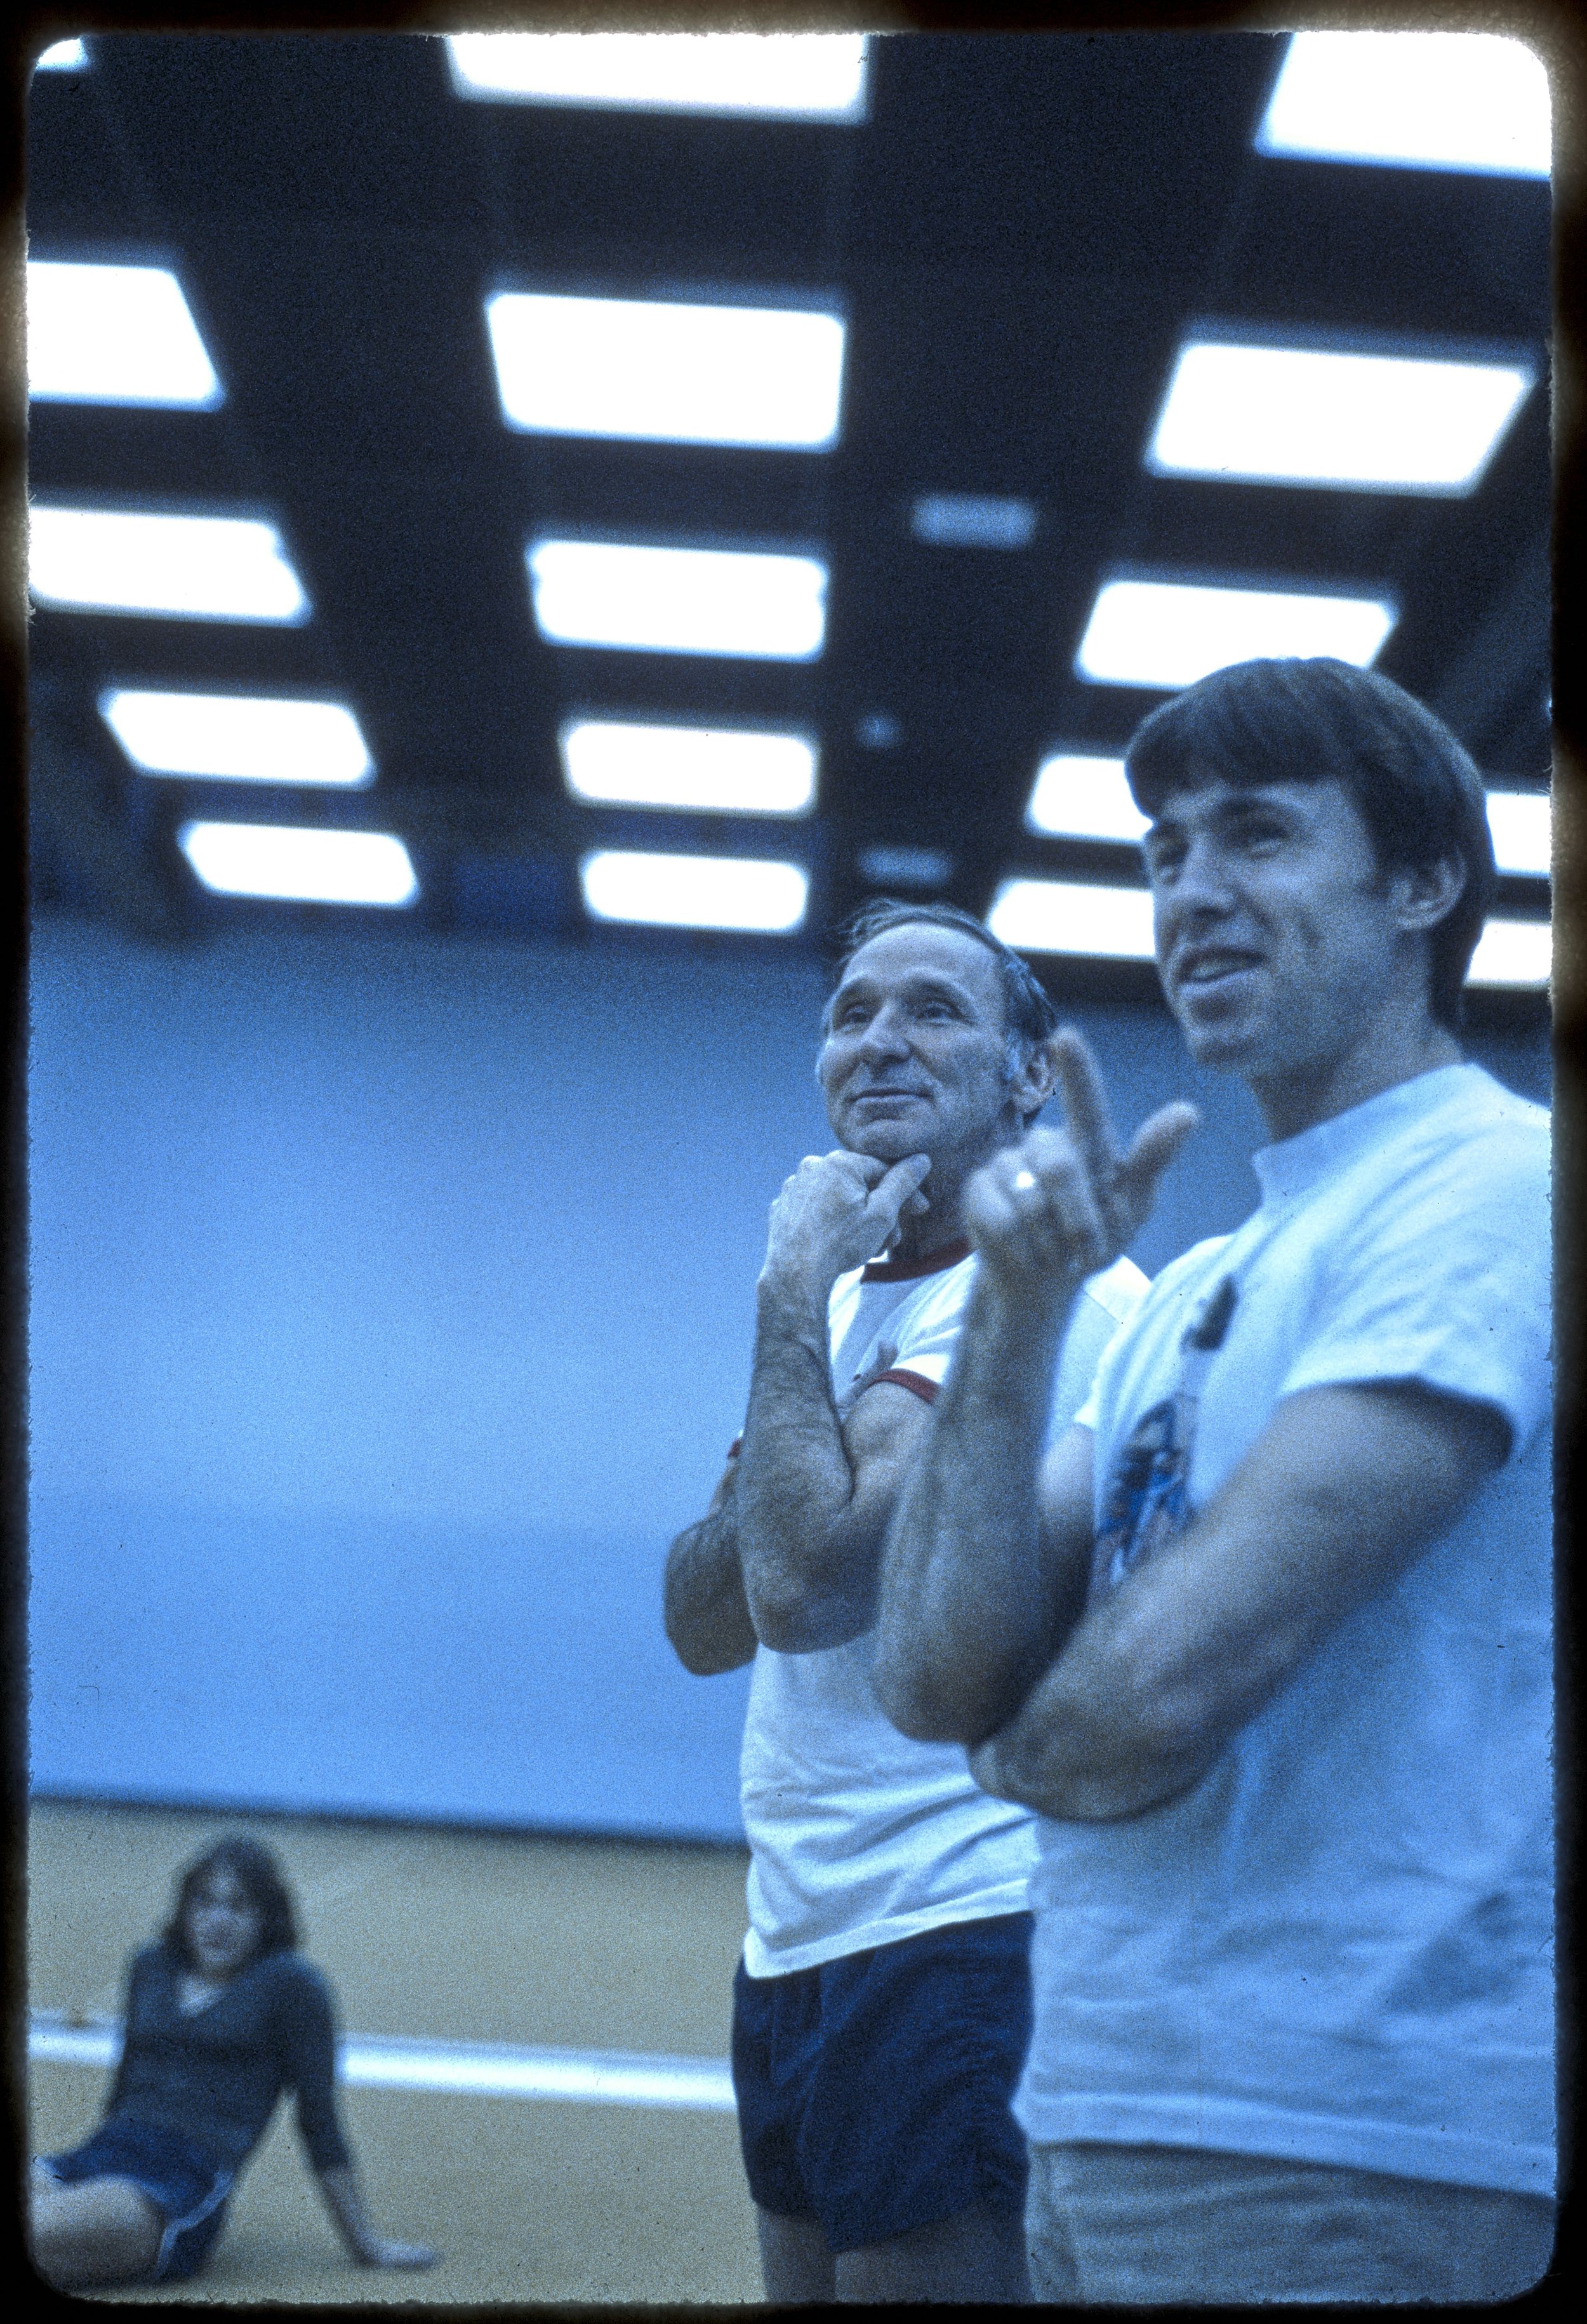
[1051,1026,1122,1192]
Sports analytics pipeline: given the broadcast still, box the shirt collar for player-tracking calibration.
[1251,1062,1485,1208]
[859,1236,972,1284]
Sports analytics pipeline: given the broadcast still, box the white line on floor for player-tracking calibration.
[28,2012,736,2113]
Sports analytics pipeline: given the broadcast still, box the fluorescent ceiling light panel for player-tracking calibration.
[561,720,815,815]
[27,262,223,407]
[1486,790,1550,878]
[1148,341,1532,495]
[1076,578,1395,689]
[911,494,1038,548]
[487,294,844,450]
[102,691,373,787]
[858,844,954,889]
[528,540,826,661]
[1026,755,1149,843]
[1465,917,1550,988]
[29,508,309,622]
[37,39,88,69]
[447,33,869,120]
[580,849,808,933]
[986,879,1156,960]
[178,823,417,906]
[1257,32,1550,177]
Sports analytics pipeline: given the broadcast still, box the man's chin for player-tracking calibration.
[1175,1013,1261,1072]
[844,1120,934,1163]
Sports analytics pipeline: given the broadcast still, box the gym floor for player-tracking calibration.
[26,1798,766,2304]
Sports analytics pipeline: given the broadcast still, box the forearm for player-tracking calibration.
[733,1281,870,1650]
[968,1381,1505,1821]
[970,1593,1217,1822]
[315,2164,381,2261]
[873,1273,1084,1744]
[663,1501,759,1675]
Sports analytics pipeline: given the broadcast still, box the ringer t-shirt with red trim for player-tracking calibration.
[739,1238,1146,1978]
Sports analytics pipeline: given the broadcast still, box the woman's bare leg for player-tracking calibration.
[29,2162,164,2288]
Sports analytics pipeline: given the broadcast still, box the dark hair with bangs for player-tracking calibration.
[1123,658,1497,1031]
[163,1835,300,1969]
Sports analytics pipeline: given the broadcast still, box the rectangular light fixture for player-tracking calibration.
[528,539,827,661]
[580,849,808,933]
[1026,755,1149,843]
[1026,759,1553,873]
[178,822,418,906]
[486,293,844,449]
[102,691,373,788]
[1147,339,1533,495]
[1075,576,1395,690]
[27,262,223,408]
[858,844,955,890]
[29,508,309,623]
[561,720,816,815]
[1486,790,1551,879]
[446,32,870,121]
[36,39,88,70]
[986,877,1156,960]
[1465,918,1550,988]
[1256,32,1550,177]
[910,494,1039,548]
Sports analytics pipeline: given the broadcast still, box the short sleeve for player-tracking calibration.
[1280,1120,1551,1457]
[1049,1265,1148,1447]
[1070,1241,1224,1436]
[276,1962,352,2173]
[874,1261,976,1398]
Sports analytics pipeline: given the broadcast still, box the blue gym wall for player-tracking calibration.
[27,908,1550,1842]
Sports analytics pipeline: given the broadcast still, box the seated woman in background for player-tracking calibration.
[29,1833,437,2290]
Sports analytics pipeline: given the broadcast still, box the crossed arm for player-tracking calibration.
[872,1030,1508,1819]
[877,1324,1508,1818]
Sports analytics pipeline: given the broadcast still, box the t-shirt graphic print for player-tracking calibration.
[1093,1273,1237,1597]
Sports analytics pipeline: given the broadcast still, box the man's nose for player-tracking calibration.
[1164,836,1238,922]
[857,1004,912,1061]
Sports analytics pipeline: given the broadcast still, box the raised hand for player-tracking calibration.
[760,1148,933,1298]
[964,1030,1197,1299]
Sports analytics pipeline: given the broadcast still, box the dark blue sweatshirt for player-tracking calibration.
[105,1942,351,2176]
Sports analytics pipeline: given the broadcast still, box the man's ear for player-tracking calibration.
[1391,853,1466,934]
[1013,1033,1064,1122]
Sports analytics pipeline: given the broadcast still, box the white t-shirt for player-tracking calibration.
[740,1240,1147,1978]
[1016,1063,1553,2197]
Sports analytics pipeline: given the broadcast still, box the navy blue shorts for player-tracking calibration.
[731,1911,1033,2254]
[44,2116,234,2281]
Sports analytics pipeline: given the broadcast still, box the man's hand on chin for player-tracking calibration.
[760,1149,933,1301]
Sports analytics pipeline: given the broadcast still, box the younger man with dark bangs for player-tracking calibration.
[876,658,1554,2304]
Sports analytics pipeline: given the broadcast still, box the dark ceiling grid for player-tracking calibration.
[25,31,1550,1009]
[1016,48,1551,800]
[437,32,865,926]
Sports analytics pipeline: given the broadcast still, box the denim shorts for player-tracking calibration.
[44,2115,234,2281]
[731,1911,1033,2254]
